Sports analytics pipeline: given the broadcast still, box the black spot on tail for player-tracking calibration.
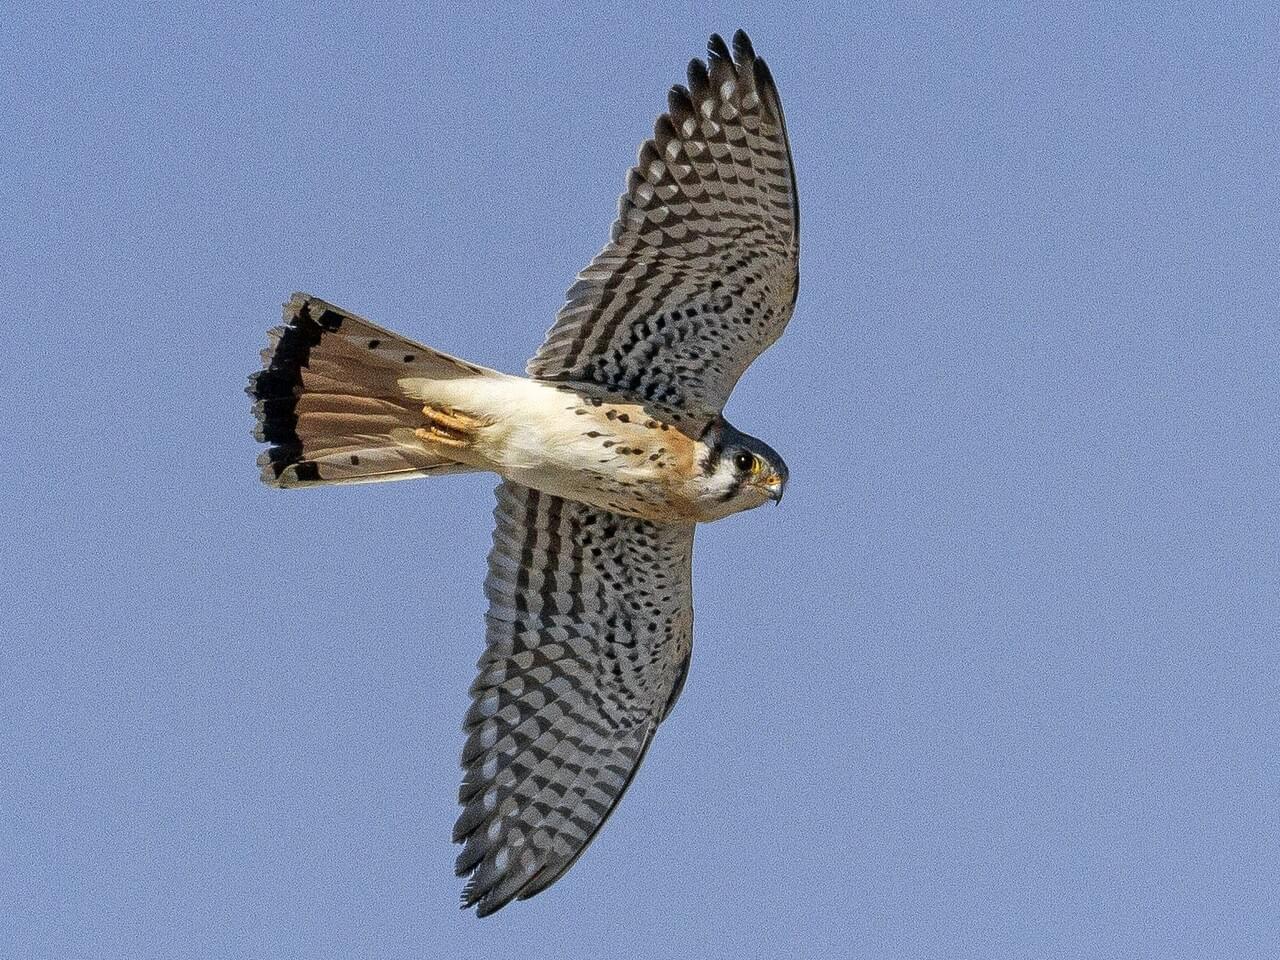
[246,299,345,479]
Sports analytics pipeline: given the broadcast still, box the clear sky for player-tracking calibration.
[3,2,1278,957]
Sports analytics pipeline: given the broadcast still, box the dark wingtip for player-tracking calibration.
[752,55,777,96]
[707,33,731,63]
[732,29,755,64]
[668,84,693,116]
[686,57,709,93]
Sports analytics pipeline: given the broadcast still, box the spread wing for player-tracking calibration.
[528,30,799,416]
[455,482,695,916]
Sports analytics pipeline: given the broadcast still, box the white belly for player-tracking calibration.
[398,372,704,520]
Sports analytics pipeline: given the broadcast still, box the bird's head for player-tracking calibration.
[695,418,788,520]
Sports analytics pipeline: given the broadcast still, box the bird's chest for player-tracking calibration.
[495,396,706,522]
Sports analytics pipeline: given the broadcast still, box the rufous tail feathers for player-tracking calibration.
[247,293,495,488]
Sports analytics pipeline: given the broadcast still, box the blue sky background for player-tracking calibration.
[3,2,1278,957]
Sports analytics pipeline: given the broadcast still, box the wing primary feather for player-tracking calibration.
[686,57,710,96]
[668,84,694,118]
[514,729,659,903]
[707,32,731,63]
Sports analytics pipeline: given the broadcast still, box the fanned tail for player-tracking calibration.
[247,293,494,487]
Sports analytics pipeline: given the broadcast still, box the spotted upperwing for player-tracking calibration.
[455,30,794,915]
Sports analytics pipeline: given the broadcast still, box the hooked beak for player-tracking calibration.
[763,473,786,504]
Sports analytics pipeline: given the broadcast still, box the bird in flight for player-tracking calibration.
[247,29,799,916]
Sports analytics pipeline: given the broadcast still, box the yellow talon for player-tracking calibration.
[418,404,486,448]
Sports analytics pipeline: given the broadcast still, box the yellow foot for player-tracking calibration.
[415,405,486,448]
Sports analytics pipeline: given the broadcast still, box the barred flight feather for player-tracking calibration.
[455,482,694,916]
[528,30,800,421]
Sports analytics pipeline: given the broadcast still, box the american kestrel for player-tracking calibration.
[247,29,798,916]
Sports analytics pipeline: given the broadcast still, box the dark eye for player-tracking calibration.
[733,451,755,473]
